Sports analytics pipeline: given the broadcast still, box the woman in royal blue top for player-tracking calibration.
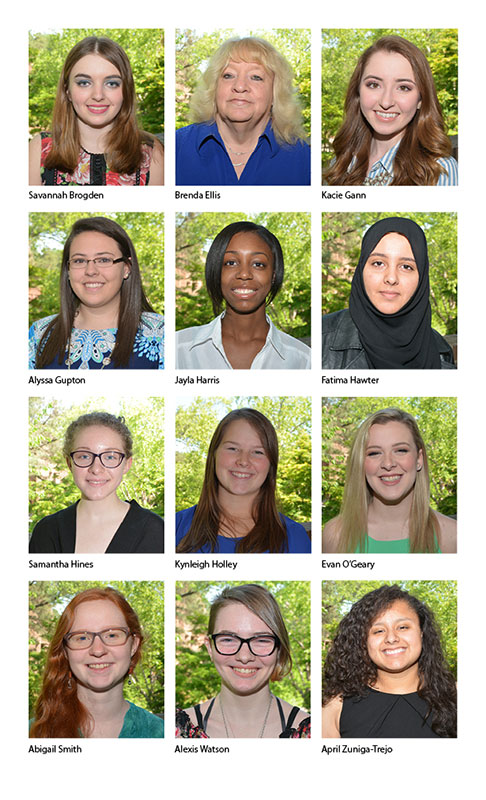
[176,36,310,186]
[176,408,311,553]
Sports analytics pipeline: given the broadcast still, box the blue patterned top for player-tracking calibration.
[29,312,164,370]
[350,141,458,186]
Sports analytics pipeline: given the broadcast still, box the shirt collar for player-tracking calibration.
[188,312,287,362]
[195,120,278,156]
[368,140,400,177]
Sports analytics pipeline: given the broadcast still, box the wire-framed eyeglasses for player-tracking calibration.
[64,627,132,650]
[210,633,280,657]
[68,257,125,269]
[70,450,126,468]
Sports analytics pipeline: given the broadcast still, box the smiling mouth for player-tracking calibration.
[231,667,258,676]
[379,475,403,485]
[229,471,254,479]
[86,663,113,670]
[375,111,399,120]
[83,282,105,288]
[382,647,406,656]
[231,288,257,296]
[87,105,110,113]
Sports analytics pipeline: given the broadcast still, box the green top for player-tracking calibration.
[355,535,441,554]
[119,702,164,738]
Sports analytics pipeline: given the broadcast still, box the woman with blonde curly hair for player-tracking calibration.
[176,584,310,738]
[30,587,164,738]
[322,408,456,554]
[323,35,457,185]
[176,36,310,185]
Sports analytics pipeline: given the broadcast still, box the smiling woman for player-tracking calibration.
[176,584,310,738]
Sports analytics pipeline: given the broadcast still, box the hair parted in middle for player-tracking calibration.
[205,220,284,316]
[63,411,133,459]
[189,36,307,145]
[176,407,288,554]
[35,216,155,369]
[324,35,453,185]
[335,407,438,553]
[207,583,292,681]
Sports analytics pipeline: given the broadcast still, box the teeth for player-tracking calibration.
[84,283,104,288]
[233,289,256,295]
[231,472,252,478]
[233,668,257,674]
[376,112,398,119]
[87,664,111,669]
[380,475,401,482]
[384,648,405,655]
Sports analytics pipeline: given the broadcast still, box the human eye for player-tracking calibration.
[70,257,87,267]
[366,449,382,457]
[397,83,412,92]
[364,80,380,89]
[103,451,119,463]
[75,451,92,463]
[400,262,415,271]
[106,79,122,89]
[104,629,125,642]
[95,257,113,266]
[253,448,266,456]
[75,78,91,88]
[222,71,235,80]
[70,632,89,645]
[223,257,238,267]
[252,259,267,269]
[251,73,264,81]
[370,258,385,268]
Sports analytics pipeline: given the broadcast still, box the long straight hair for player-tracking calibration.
[325,36,453,185]
[35,216,154,369]
[44,36,154,174]
[337,408,439,553]
[177,408,288,553]
[30,587,143,738]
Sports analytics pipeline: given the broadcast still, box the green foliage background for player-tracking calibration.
[322,28,458,168]
[29,397,165,534]
[322,580,457,681]
[176,581,310,709]
[29,29,164,137]
[176,29,311,133]
[176,396,311,524]
[29,581,164,719]
[29,212,164,325]
[321,396,457,524]
[176,212,311,339]
[322,212,457,335]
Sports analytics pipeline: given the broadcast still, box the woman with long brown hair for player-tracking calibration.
[29,36,164,185]
[176,408,310,553]
[29,216,164,369]
[323,35,457,185]
[30,587,164,738]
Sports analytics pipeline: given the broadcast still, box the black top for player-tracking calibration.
[29,500,164,554]
[340,689,439,738]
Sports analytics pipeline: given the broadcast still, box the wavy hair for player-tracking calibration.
[63,412,133,459]
[208,584,292,681]
[334,408,438,553]
[30,587,143,738]
[205,221,284,316]
[44,36,157,175]
[324,36,453,185]
[176,408,288,553]
[189,37,307,144]
[35,216,155,369]
[322,584,457,737]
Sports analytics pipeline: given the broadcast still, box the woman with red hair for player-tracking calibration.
[30,587,164,738]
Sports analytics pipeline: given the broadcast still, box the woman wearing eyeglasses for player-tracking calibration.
[30,587,164,738]
[28,412,164,553]
[29,216,164,369]
[176,584,310,738]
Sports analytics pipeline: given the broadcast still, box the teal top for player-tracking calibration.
[119,702,164,738]
[355,535,441,554]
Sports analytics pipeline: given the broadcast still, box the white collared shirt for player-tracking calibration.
[176,313,311,369]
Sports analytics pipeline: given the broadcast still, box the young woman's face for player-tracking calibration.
[366,599,422,675]
[220,231,275,314]
[215,419,271,502]
[205,602,278,696]
[68,231,130,313]
[216,60,274,128]
[68,424,132,502]
[67,53,124,129]
[66,599,139,693]
[359,51,421,145]
[364,421,423,504]
[362,232,419,314]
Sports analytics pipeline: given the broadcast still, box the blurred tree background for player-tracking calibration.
[322,28,458,170]
[176,396,311,524]
[29,396,164,535]
[322,396,457,525]
[176,212,311,340]
[322,212,457,335]
[176,28,310,133]
[29,581,164,719]
[29,29,164,138]
[176,580,310,709]
[29,212,164,325]
[322,580,457,679]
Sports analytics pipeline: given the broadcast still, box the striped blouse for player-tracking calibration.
[359,141,458,185]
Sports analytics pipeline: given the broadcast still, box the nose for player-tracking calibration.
[233,75,249,92]
[236,450,250,466]
[235,260,252,280]
[236,641,255,663]
[383,265,398,285]
[91,81,105,100]
[378,84,395,109]
[384,628,399,644]
[88,455,104,474]
[380,451,396,470]
[84,259,101,276]
[88,633,108,655]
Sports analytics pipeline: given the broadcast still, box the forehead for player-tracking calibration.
[363,50,415,80]
[367,420,416,447]
[213,601,272,635]
[70,230,121,255]
[220,419,264,446]
[72,424,124,450]
[369,232,414,259]
[226,231,273,257]
[223,58,270,74]
[70,53,121,77]
[370,599,419,626]
[70,598,126,630]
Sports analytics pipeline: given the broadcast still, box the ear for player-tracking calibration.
[66,456,73,472]
[122,456,133,475]
[417,99,422,110]
[130,635,140,658]
[204,635,213,660]
[416,449,424,471]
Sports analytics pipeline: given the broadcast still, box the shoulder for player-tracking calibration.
[322,308,351,334]
[176,701,211,739]
[29,505,76,553]
[436,156,458,186]
[128,501,164,528]
[176,506,197,535]
[271,325,311,368]
[431,329,456,367]
[434,512,457,553]
[148,137,164,185]
[322,695,343,738]
[123,703,164,738]
[176,319,214,343]
[30,315,57,337]
[139,312,165,335]
[281,515,311,552]
[176,123,209,145]
[29,134,44,184]
[277,697,310,738]
[322,516,342,553]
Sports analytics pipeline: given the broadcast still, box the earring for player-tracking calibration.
[128,665,135,685]
[67,672,72,689]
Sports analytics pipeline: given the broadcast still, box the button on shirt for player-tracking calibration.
[176,121,310,185]
[358,141,458,186]
[176,313,311,369]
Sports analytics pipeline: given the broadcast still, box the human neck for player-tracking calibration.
[76,683,128,734]
[372,664,419,695]
[217,490,257,537]
[74,300,120,330]
[216,113,269,150]
[77,119,114,154]
[369,131,404,165]
[217,683,274,737]
[222,304,269,339]
[78,493,128,518]
[367,491,414,539]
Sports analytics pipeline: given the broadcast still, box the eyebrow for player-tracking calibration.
[222,439,264,446]
[368,251,417,263]
[371,616,416,626]
[70,250,117,256]
[224,250,270,256]
[367,441,412,448]
[73,72,122,80]
[362,73,416,84]
[215,629,273,635]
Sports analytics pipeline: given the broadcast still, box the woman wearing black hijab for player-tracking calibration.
[321,217,455,369]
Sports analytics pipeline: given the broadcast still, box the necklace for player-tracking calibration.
[219,692,274,738]
[222,138,258,167]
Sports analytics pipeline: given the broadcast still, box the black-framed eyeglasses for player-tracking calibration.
[68,257,125,269]
[70,450,126,468]
[64,627,132,650]
[210,633,280,657]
